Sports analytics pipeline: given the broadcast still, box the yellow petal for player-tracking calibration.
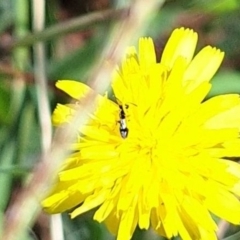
[161,28,198,70]
[52,103,75,126]
[56,80,91,99]
[206,183,240,224]
[205,104,240,130]
[138,37,156,71]
[189,94,240,128]
[42,181,87,213]
[71,188,111,218]
[117,205,138,240]
[184,46,224,92]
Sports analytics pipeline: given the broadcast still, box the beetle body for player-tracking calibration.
[119,105,129,138]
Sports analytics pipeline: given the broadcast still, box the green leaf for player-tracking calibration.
[207,71,240,98]
[62,212,114,240]
[223,230,240,240]
[0,1,13,33]
[17,103,40,166]
[0,141,15,210]
[0,165,30,176]
[48,27,109,81]
[192,0,240,13]
[0,81,11,125]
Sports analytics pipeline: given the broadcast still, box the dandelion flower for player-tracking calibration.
[42,28,240,240]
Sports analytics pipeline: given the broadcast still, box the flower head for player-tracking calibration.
[42,28,240,240]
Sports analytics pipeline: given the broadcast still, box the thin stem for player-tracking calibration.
[50,214,64,240]
[217,220,229,239]
[32,0,52,154]
[32,0,59,239]
[11,8,128,48]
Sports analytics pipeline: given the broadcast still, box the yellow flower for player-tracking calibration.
[42,28,240,240]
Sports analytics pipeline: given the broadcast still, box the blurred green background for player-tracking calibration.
[1,0,240,239]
